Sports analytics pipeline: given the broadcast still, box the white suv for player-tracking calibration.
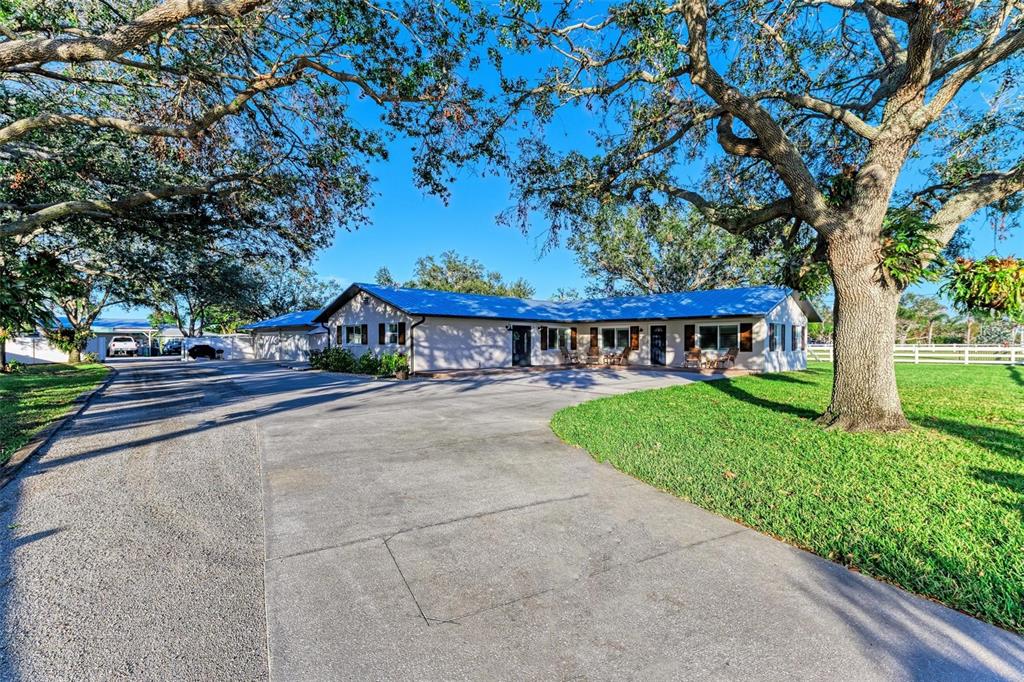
[107,336,139,357]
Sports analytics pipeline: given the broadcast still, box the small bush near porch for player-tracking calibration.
[0,363,109,464]
[551,363,1024,633]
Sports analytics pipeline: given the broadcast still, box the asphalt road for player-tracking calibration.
[1,358,1022,680]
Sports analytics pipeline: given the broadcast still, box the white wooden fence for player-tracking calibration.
[808,344,1024,365]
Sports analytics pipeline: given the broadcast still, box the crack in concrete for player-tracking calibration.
[383,536,430,627]
[438,528,751,625]
[266,492,590,563]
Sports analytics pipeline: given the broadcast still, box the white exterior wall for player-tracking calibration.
[325,290,809,374]
[251,330,324,362]
[327,294,413,357]
[762,296,809,372]
[415,317,512,371]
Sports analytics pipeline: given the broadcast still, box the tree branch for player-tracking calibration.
[930,165,1024,246]
[0,0,268,70]
[756,90,880,139]
[0,56,436,146]
[665,187,795,236]
[0,174,250,237]
[680,0,832,231]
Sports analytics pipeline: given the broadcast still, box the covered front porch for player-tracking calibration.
[417,363,752,381]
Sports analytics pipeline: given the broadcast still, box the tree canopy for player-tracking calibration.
[493,0,1024,430]
[1,0,493,242]
[375,250,535,298]
[568,206,816,297]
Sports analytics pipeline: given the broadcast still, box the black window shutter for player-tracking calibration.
[570,328,578,350]
[780,324,787,351]
[398,322,406,345]
[539,326,548,351]
[684,324,695,350]
[629,326,640,350]
[361,323,368,345]
[739,323,753,352]
[336,326,343,345]
[379,322,386,345]
[792,326,798,352]
[589,327,598,349]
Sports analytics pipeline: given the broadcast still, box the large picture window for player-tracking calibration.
[698,324,738,351]
[698,325,718,350]
[600,327,630,350]
[345,325,366,344]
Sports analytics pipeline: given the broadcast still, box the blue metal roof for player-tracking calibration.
[52,316,155,331]
[314,283,804,324]
[238,309,322,330]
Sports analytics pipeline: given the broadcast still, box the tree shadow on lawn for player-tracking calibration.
[1009,365,1023,388]
[922,417,1023,462]
[970,468,1024,515]
[702,375,821,420]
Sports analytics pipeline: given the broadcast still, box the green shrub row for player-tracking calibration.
[309,347,409,377]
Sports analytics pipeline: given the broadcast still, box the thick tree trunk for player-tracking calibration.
[68,346,81,364]
[0,339,6,370]
[819,230,910,432]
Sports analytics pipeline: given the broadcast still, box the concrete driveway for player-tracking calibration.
[1,360,1021,680]
[211,362,1023,680]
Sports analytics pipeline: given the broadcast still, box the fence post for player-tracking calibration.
[914,346,919,364]
[964,347,969,365]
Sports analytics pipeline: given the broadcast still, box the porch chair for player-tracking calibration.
[586,346,602,364]
[715,347,738,369]
[611,348,632,366]
[682,349,702,370]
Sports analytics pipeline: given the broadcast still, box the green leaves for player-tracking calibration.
[879,209,944,289]
[944,256,1024,321]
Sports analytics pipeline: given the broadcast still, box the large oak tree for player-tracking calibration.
[499,0,1024,431]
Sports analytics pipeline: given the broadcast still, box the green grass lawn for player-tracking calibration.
[551,362,1024,633]
[0,363,110,464]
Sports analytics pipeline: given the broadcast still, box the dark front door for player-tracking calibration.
[511,325,532,367]
[650,325,667,366]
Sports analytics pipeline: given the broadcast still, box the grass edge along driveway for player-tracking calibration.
[0,363,110,464]
[551,362,1024,634]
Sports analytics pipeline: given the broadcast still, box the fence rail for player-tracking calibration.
[808,344,1024,365]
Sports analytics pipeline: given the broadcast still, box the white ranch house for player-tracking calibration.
[242,284,820,373]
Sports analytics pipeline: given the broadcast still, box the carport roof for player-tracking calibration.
[313,283,821,324]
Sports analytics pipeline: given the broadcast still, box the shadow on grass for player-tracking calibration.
[971,468,1024,515]
[922,417,1023,462]
[702,375,820,420]
[1009,366,1023,388]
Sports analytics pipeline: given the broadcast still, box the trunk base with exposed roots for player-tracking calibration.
[815,407,910,433]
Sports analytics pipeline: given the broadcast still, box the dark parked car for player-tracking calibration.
[187,344,223,360]
[162,339,183,356]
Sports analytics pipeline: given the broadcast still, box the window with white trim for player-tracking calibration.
[545,327,571,350]
[345,325,365,344]
[384,323,399,345]
[600,327,630,350]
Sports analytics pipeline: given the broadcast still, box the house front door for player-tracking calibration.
[511,325,532,367]
[650,325,667,365]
